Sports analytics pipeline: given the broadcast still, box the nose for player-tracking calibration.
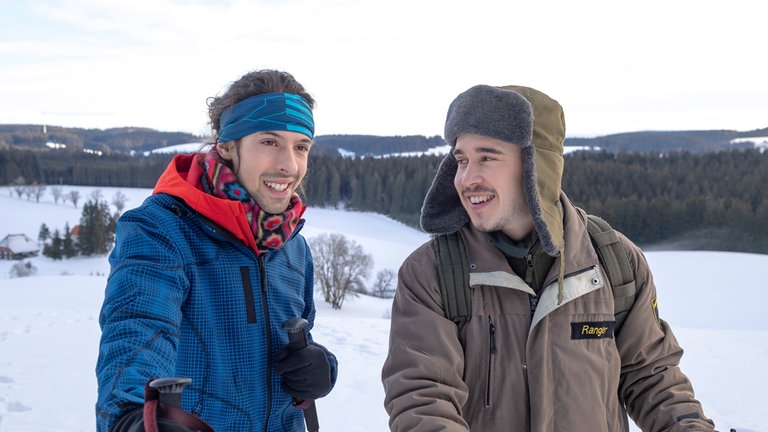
[457,161,482,187]
[276,146,298,174]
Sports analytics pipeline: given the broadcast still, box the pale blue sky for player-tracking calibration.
[1,0,766,138]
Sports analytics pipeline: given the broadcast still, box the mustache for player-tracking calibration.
[460,186,495,196]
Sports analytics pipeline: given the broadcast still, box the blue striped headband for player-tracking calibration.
[217,92,314,142]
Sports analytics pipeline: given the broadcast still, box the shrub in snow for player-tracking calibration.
[9,260,37,278]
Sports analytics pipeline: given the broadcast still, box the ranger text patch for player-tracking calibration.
[571,321,615,340]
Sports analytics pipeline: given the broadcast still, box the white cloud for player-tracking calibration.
[1,0,766,137]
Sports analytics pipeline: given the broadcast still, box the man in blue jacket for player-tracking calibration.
[96,69,337,432]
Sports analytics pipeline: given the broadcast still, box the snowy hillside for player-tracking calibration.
[0,186,766,432]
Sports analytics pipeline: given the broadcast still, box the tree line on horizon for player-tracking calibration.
[301,149,768,253]
[2,145,766,253]
[4,123,768,155]
[0,124,201,154]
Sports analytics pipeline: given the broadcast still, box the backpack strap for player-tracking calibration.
[434,216,638,334]
[586,214,637,334]
[433,232,471,325]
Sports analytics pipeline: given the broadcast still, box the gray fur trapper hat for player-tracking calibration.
[420,84,566,256]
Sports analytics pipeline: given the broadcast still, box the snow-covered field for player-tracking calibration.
[1,186,766,431]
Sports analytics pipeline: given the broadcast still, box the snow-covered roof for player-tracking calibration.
[0,234,39,253]
[731,136,768,152]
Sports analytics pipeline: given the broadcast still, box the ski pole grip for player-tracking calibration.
[149,377,192,409]
[282,317,309,352]
[281,317,320,431]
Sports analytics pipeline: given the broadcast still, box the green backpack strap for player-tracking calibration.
[586,214,637,334]
[433,232,471,325]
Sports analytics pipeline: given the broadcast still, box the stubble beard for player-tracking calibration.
[251,173,300,214]
[468,195,531,235]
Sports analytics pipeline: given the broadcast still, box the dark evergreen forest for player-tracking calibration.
[2,144,766,253]
[562,150,767,252]
[303,149,768,253]
[0,147,174,189]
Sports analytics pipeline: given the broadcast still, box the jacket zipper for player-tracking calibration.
[525,253,534,285]
[258,255,273,432]
[485,315,496,407]
[524,253,534,431]
[523,361,531,430]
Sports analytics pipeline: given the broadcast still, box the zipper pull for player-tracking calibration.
[525,253,534,287]
[488,316,497,354]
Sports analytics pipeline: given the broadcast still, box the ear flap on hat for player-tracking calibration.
[420,154,469,234]
[501,85,566,257]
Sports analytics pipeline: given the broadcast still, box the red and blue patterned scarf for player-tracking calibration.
[198,149,305,254]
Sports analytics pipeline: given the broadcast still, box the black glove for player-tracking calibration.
[274,341,333,400]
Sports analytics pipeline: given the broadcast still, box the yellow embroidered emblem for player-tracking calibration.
[651,296,661,328]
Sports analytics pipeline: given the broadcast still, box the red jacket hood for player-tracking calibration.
[153,154,258,252]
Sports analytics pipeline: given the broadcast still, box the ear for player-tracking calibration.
[216,141,235,161]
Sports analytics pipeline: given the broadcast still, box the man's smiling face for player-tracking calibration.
[216,130,311,213]
[453,134,533,241]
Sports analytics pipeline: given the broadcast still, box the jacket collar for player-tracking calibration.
[152,154,259,252]
[461,192,599,281]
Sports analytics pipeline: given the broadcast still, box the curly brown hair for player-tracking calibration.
[207,69,315,139]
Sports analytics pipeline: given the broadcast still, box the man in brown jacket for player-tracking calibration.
[381,84,717,431]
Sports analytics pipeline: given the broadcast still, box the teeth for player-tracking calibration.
[266,182,288,192]
[469,195,491,204]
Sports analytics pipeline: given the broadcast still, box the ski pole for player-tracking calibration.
[149,377,192,409]
[145,377,215,432]
[282,317,320,432]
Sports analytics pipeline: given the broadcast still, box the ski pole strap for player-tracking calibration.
[142,397,160,432]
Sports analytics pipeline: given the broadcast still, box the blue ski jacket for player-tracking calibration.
[96,154,337,431]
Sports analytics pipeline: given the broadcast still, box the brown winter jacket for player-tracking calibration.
[381,194,716,432]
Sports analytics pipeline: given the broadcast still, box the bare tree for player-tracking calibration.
[68,190,81,208]
[23,185,36,201]
[371,268,397,299]
[12,176,26,198]
[309,233,372,310]
[111,190,128,216]
[32,182,46,202]
[50,185,64,204]
[89,189,103,202]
